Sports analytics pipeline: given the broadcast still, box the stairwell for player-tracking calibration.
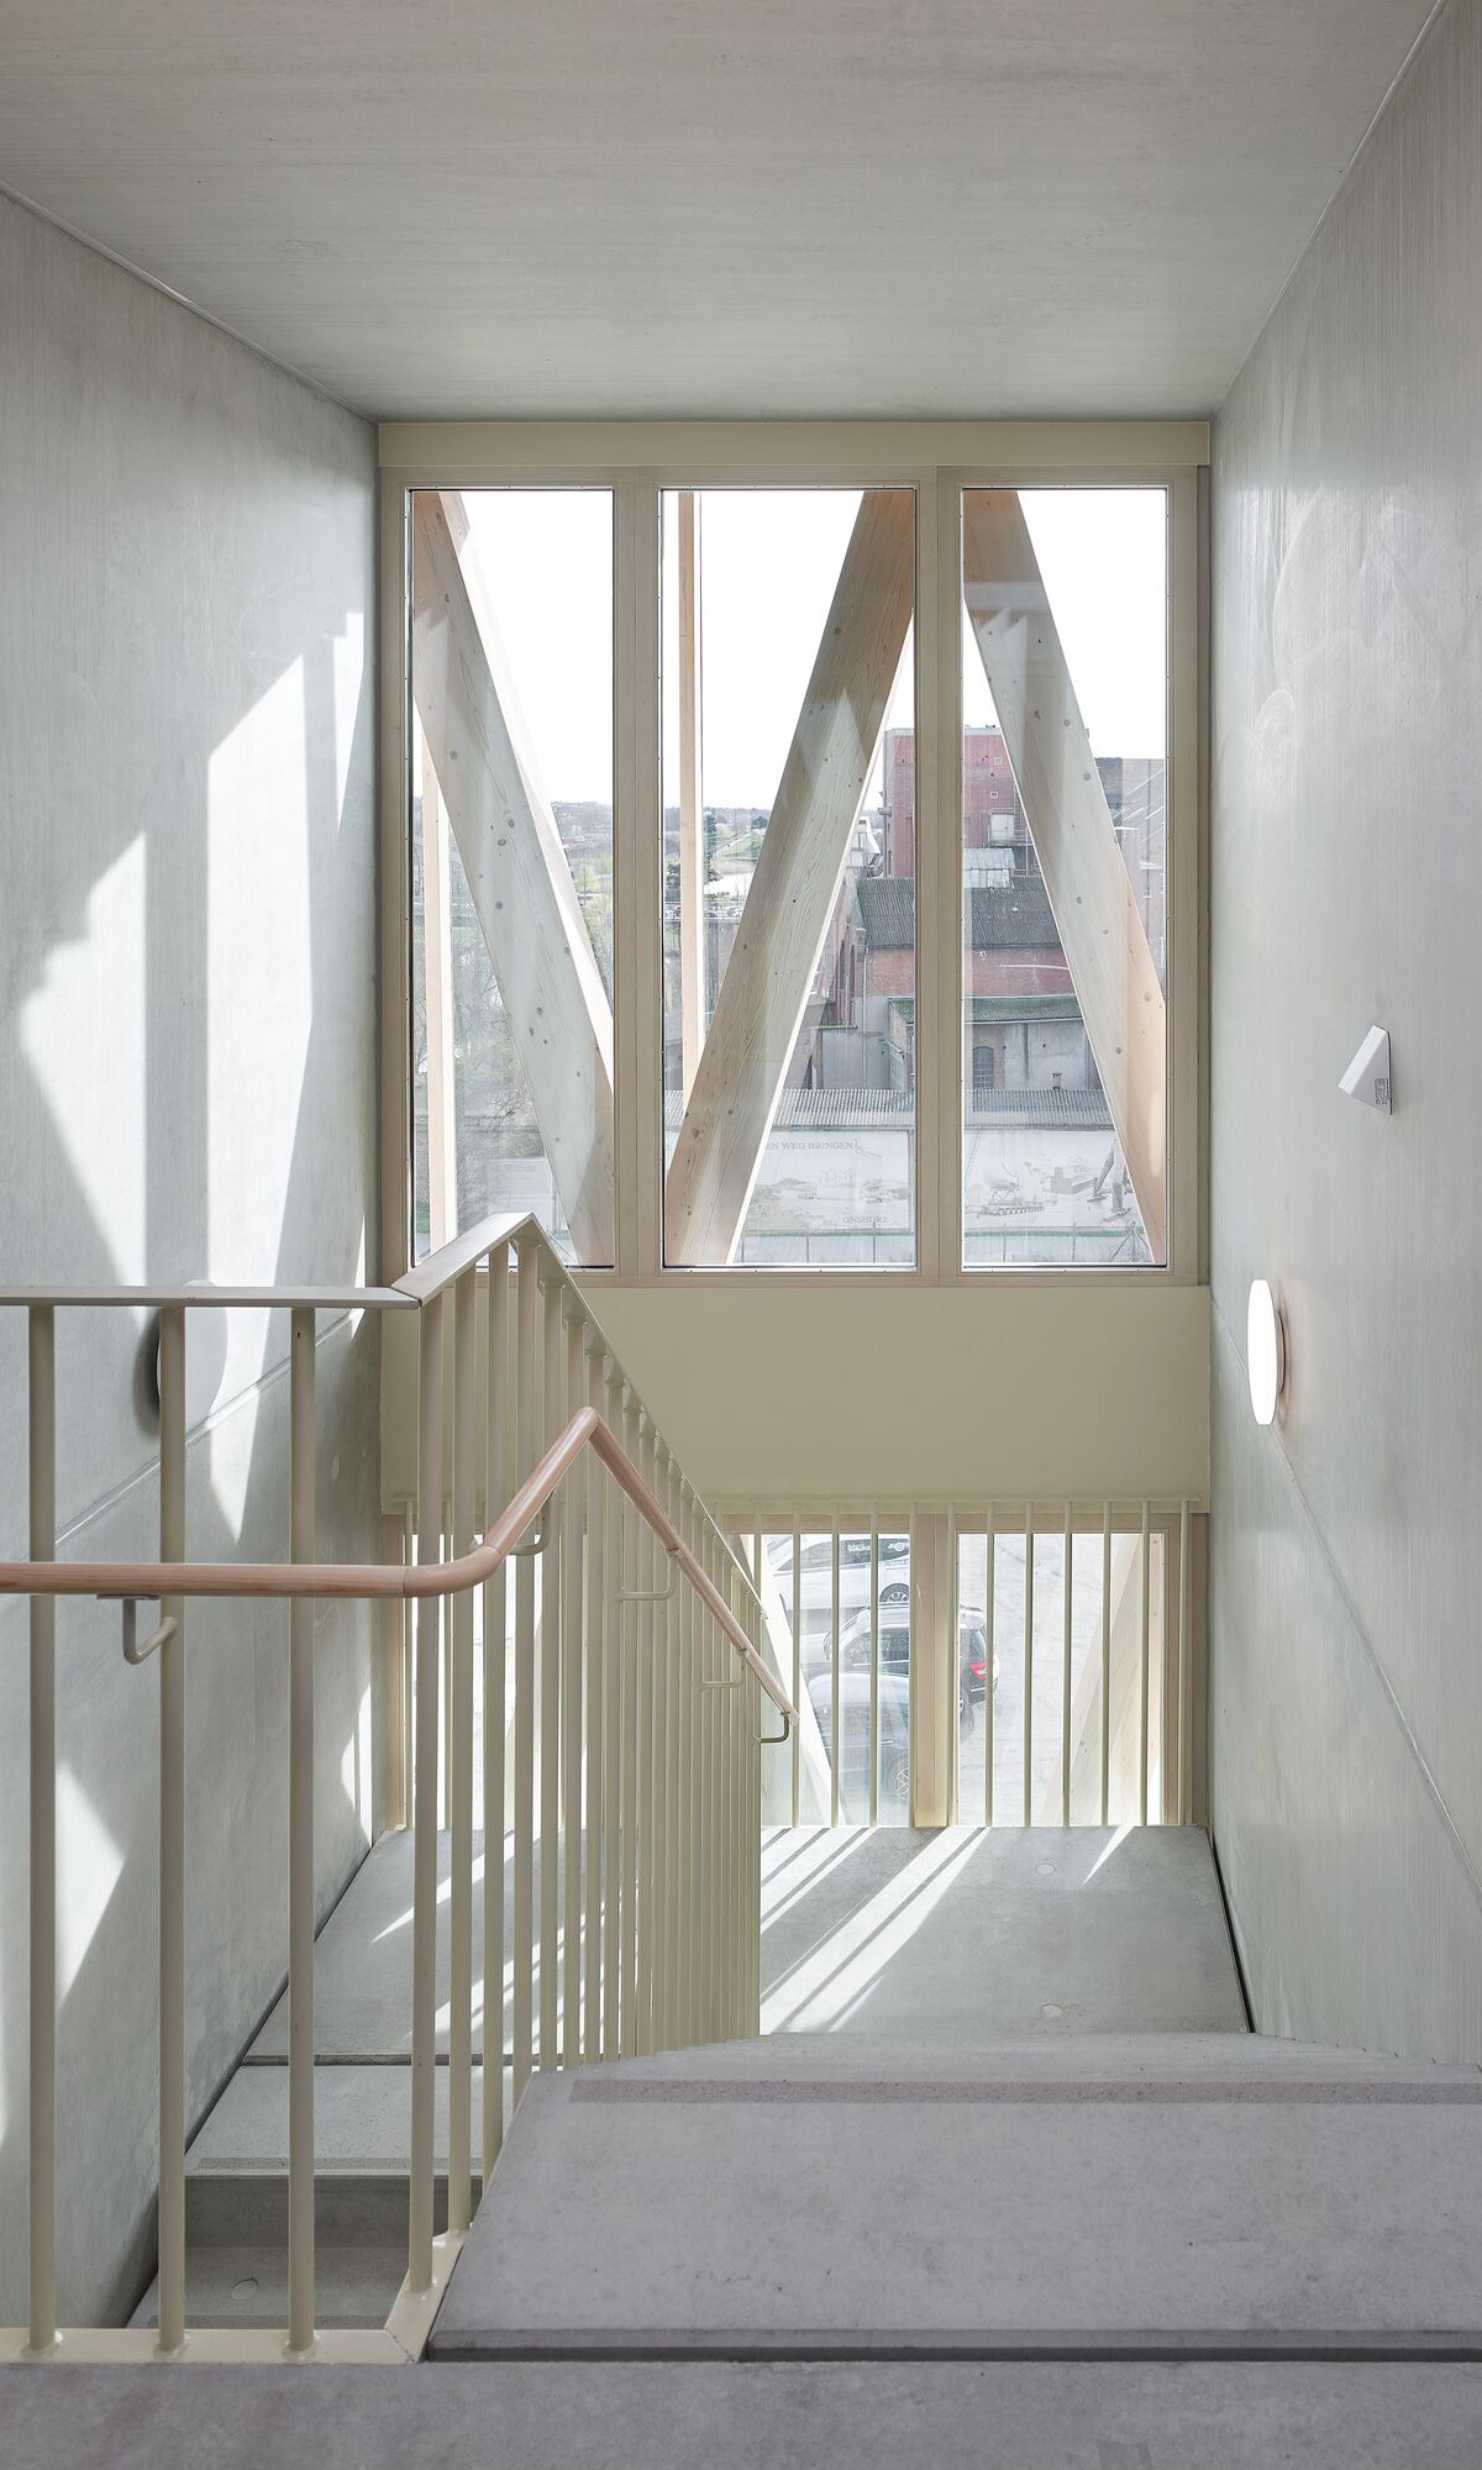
[24,1821,1482,2463]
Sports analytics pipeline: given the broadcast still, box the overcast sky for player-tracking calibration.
[459,484,1167,814]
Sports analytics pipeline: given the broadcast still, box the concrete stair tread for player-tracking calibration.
[190,2061,511,2176]
[429,2034,1482,2358]
[7,2361,1482,2469]
[129,2242,406,2333]
[622,2030,1482,2086]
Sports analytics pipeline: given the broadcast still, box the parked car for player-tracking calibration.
[834,1608,999,1728]
[806,1669,912,1813]
[766,1532,911,1643]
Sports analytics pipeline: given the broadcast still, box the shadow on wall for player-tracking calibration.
[0,190,383,2328]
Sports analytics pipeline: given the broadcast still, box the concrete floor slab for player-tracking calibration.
[761,1826,1249,2039]
[252,1822,1249,2066]
[6,2361,1482,2469]
[429,2040,1482,2357]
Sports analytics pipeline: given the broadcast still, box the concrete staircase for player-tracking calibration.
[430,2028,1482,2363]
[25,1828,1482,2461]
[132,1821,1246,2333]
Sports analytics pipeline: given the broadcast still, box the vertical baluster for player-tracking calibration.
[512,1238,539,2112]
[704,1528,721,2039]
[448,1269,477,2234]
[583,1339,607,2063]
[602,1366,623,2059]
[483,1243,510,2183]
[748,1616,762,2031]
[1139,1500,1152,1826]
[1101,1504,1113,1828]
[869,1509,879,1829]
[619,1389,639,2057]
[562,1302,584,2069]
[664,1460,685,2049]
[27,1306,57,2357]
[983,1504,995,1829]
[829,1509,841,1829]
[1022,1501,1035,1830]
[539,1274,562,2070]
[1061,1502,1073,1830]
[645,1439,669,2049]
[287,1306,317,2351]
[156,1305,187,2351]
[679,1483,697,2046]
[636,1420,658,2052]
[790,1512,802,1828]
[948,1505,960,1824]
[719,1545,734,2031]
[1178,1499,1192,1825]
[408,1294,443,2294]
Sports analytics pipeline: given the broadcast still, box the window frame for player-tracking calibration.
[377,424,1206,1290]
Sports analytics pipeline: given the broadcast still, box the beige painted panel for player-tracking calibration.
[963,489,1167,1261]
[666,489,914,1263]
[383,1282,1209,1512]
[411,489,616,1260]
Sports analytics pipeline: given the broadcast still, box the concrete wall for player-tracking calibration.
[0,195,382,2321]
[1209,0,1482,2061]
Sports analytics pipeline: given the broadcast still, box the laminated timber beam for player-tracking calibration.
[666,489,914,1265]
[963,490,1166,1263]
[411,491,615,1263]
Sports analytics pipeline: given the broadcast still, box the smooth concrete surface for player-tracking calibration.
[430,2033,1482,2357]
[246,1823,1248,2065]
[7,2362,1482,2470]
[0,187,380,2326]
[0,7,1433,420]
[1209,0,1482,2064]
[761,1826,1248,2038]
[191,2063,506,2174]
[249,1829,561,2062]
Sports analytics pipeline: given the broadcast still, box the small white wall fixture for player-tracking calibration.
[1339,1023,1392,1113]
[1247,1279,1287,1427]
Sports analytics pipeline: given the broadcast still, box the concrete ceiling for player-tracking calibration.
[0,2,1435,422]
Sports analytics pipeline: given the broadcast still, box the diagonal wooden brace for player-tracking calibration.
[666,489,915,1265]
[412,491,616,1263]
[963,490,1167,1262]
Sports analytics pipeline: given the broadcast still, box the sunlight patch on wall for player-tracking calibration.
[19,834,146,1280]
[332,612,366,832]
[208,658,312,1395]
[340,1681,374,1840]
[56,1764,124,2002]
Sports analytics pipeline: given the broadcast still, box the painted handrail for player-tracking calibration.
[3,1210,780,2367]
[0,1405,795,1722]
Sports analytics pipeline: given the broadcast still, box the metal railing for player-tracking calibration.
[734,1499,1197,1833]
[0,1214,792,2365]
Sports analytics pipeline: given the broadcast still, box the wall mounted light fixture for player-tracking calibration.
[1247,1278,1287,1427]
[1340,1024,1392,1113]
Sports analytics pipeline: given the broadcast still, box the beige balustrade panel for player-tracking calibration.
[411,489,616,1263]
[962,489,1167,1263]
[665,488,915,1265]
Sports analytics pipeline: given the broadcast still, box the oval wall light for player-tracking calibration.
[1247,1279,1287,1426]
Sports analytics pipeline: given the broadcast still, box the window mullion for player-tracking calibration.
[614,473,662,1277]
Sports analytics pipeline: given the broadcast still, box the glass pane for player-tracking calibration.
[409,487,614,1264]
[779,1528,914,1824]
[956,1524,1164,1824]
[960,488,1168,1267]
[661,489,916,1267]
